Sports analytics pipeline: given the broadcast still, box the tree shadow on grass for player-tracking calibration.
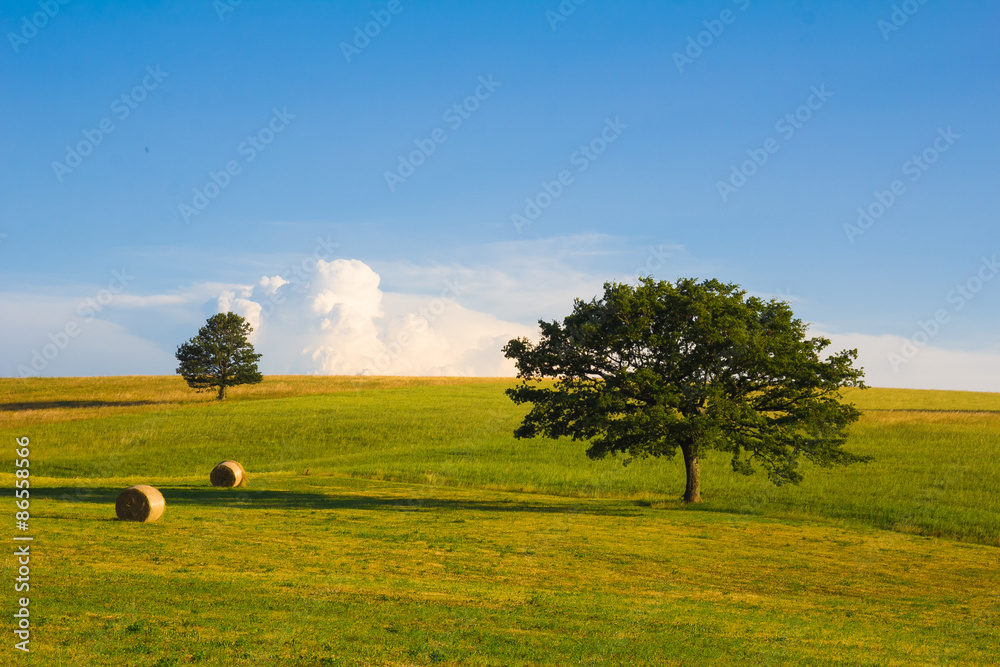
[0,400,160,411]
[29,486,643,517]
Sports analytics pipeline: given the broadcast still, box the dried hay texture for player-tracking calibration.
[115,485,165,522]
[210,460,247,487]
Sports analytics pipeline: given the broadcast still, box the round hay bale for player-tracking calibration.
[115,485,165,522]
[210,460,247,488]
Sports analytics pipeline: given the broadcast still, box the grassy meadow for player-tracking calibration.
[2,376,998,665]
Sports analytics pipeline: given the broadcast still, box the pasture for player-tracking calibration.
[2,376,998,665]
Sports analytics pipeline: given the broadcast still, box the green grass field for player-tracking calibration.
[2,376,998,665]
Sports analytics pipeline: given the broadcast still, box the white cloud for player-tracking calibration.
[0,294,175,377]
[258,275,288,294]
[819,330,1000,392]
[217,290,264,343]
[218,259,535,376]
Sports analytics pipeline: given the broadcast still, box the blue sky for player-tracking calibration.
[2,0,999,388]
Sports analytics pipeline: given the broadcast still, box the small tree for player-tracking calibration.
[176,312,263,400]
[502,277,869,503]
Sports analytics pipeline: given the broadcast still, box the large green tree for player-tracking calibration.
[176,312,263,400]
[502,278,869,503]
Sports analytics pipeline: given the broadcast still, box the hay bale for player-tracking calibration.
[115,485,165,522]
[210,460,247,488]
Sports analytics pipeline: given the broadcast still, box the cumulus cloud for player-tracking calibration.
[217,259,535,376]
[217,286,263,343]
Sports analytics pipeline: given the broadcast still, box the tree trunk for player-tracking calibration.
[680,440,701,503]
[217,385,227,400]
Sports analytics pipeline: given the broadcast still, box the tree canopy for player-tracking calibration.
[175,312,263,400]
[502,277,869,502]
